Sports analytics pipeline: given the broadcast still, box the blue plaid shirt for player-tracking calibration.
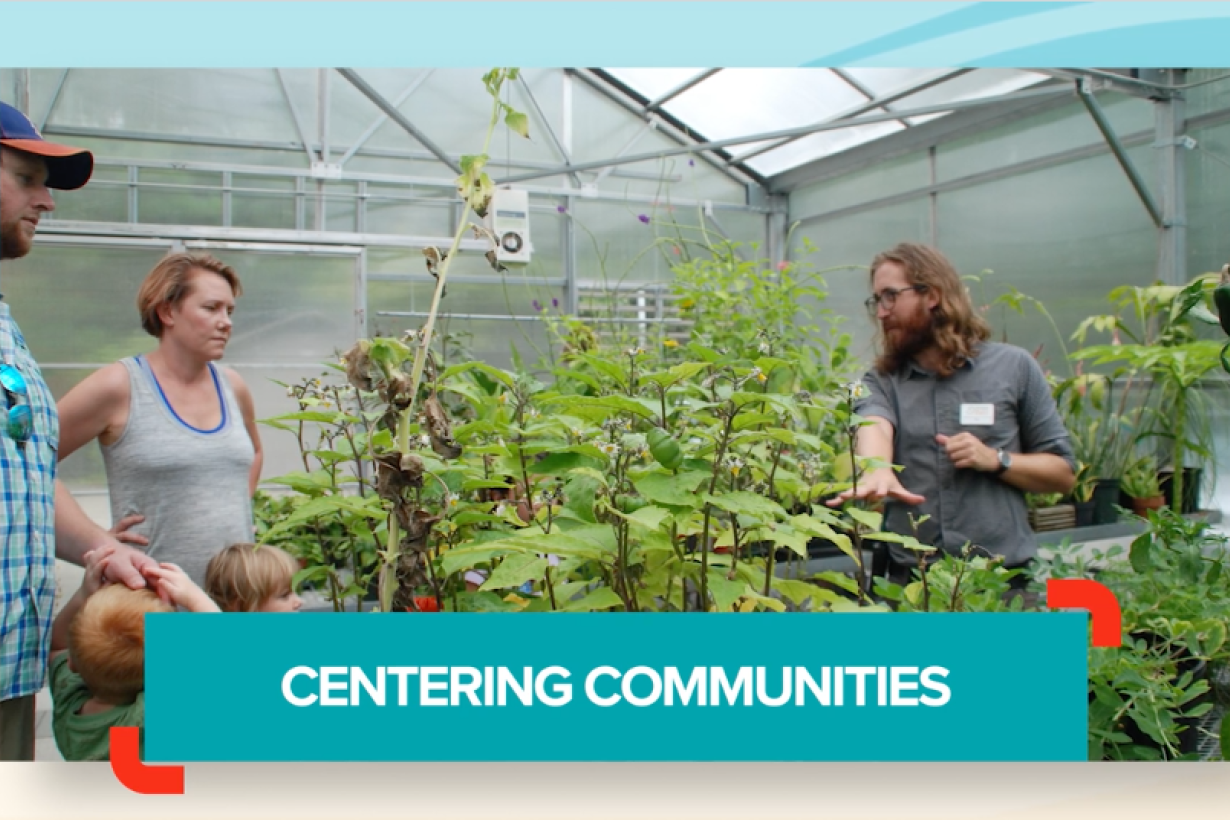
[0,301,59,701]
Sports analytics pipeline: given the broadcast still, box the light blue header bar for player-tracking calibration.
[4,3,1230,67]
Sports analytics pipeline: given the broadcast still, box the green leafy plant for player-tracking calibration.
[1072,275,1229,513]
[1121,456,1162,501]
[1044,509,1228,760]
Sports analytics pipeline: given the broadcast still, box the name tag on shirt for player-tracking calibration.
[960,402,995,426]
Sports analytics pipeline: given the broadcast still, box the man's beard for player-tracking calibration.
[0,220,33,261]
[882,307,935,373]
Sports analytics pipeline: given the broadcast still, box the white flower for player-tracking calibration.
[846,382,869,402]
[598,441,621,457]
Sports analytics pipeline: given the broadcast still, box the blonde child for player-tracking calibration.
[49,546,218,761]
[205,543,303,613]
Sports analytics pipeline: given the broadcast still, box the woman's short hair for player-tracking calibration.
[205,543,299,613]
[136,252,242,338]
[69,584,174,704]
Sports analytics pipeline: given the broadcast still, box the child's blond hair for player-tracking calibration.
[205,543,299,612]
[69,584,174,704]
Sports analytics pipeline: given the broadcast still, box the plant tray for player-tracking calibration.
[1029,503,1076,532]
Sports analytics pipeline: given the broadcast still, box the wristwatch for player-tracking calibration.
[995,448,1012,475]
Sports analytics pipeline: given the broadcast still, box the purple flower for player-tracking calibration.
[637,214,650,224]
[556,204,567,214]
[688,159,695,167]
[552,298,559,309]
[532,299,541,311]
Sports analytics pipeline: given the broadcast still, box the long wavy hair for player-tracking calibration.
[871,242,990,378]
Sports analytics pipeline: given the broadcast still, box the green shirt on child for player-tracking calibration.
[49,652,145,761]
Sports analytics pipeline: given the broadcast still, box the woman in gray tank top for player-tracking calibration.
[54,253,263,587]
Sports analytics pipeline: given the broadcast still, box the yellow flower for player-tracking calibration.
[663,339,679,348]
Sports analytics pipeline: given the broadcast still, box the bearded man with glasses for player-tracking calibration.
[1,100,158,760]
[829,242,1076,594]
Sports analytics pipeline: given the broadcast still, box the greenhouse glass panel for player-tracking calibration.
[934,148,1158,373]
[2,243,172,363]
[791,199,932,364]
[1186,120,1230,275]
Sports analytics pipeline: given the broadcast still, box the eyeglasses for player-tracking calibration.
[1,363,33,443]
[864,284,928,317]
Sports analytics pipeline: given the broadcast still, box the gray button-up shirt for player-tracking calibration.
[854,341,1076,567]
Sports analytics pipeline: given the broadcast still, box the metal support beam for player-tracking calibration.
[563,195,578,315]
[337,68,461,175]
[785,108,1230,227]
[1040,68,1179,100]
[515,74,581,187]
[770,84,1076,193]
[14,69,29,114]
[338,69,435,166]
[1154,70,1189,284]
[38,69,70,131]
[568,68,761,189]
[832,68,913,129]
[592,117,660,185]
[500,84,1073,185]
[314,68,331,231]
[41,122,669,183]
[729,68,971,166]
[644,69,720,113]
[765,197,789,267]
[274,69,318,166]
[1076,79,1163,228]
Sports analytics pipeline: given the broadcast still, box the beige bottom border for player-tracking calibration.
[1,762,1228,819]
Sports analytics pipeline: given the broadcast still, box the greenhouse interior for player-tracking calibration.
[4,66,1230,761]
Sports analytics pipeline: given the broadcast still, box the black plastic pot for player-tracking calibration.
[1073,500,1095,528]
[1159,467,1203,514]
[1091,479,1123,525]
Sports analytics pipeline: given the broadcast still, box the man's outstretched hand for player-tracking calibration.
[826,468,925,508]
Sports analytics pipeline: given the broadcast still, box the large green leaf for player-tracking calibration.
[481,554,548,591]
[774,579,843,610]
[261,495,387,541]
[560,586,625,612]
[263,410,354,425]
[845,507,883,532]
[632,471,709,508]
[641,361,710,389]
[440,360,516,390]
[768,525,811,558]
[608,505,672,532]
[706,574,747,612]
[703,491,785,520]
[439,544,528,575]
[574,353,629,387]
[263,470,334,495]
[461,478,514,492]
[543,394,656,420]
[528,451,606,475]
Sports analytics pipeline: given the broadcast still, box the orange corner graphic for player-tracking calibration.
[109,726,185,795]
[1046,578,1122,647]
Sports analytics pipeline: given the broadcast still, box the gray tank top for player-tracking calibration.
[101,356,255,587]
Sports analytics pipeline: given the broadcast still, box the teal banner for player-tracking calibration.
[145,613,1087,762]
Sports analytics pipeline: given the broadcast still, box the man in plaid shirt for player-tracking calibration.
[1,100,158,760]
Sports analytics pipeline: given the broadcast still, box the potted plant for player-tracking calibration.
[1121,457,1165,519]
[1072,276,1228,515]
[1066,462,1098,527]
[1026,491,1074,533]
